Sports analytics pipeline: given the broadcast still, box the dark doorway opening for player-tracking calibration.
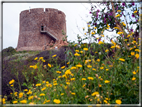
[41,26,44,31]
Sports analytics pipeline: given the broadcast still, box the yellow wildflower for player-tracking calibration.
[82,78,86,80]
[41,87,46,91]
[14,92,17,96]
[20,100,27,104]
[9,79,15,84]
[115,99,122,104]
[94,27,97,29]
[76,64,82,67]
[92,68,96,71]
[66,82,70,85]
[91,32,95,35]
[132,77,136,81]
[116,45,120,49]
[135,49,139,52]
[130,48,133,50]
[115,14,120,17]
[27,90,32,94]
[2,98,6,104]
[131,52,135,56]
[127,35,130,38]
[36,83,41,87]
[33,65,37,69]
[114,27,119,29]
[53,99,61,104]
[71,78,75,81]
[133,10,137,13]
[13,100,18,104]
[125,39,128,41]
[100,67,104,69]
[105,98,110,100]
[98,41,104,45]
[46,81,49,84]
[75,50,79,53]
[104,80,110,83]
[117,10,121,12]
[34,57,38,60]
[24,89,28,92]
[28,96,34,100]
[135,54,139,59]
[61,93,64,96]
[80,51,83,53]
[87,65,92,68]
[52,54,57,58]
[121,22,126,26]
[61,66,65,69]
[65,69,72,75]
[85,60,91,64]
[71,66,77,70]
[56,71,61,74]
[40,93,45,96]
[71,92,76,95]
[48,63,51,68]
[58,76,62,78]
[88,25,90,27]
[133,71,136,75]
[104,100,108,103]
[39,57,43,60]
[107,24,110,28]
[46,83,52,87]
[46,100,50,103]
[119,58,125,61]
[74,52,80,56]
[117,32,123,35]
[83,48,88,51]
[105,49,109,52]
[97,59,100,62]
[88,77,94,80]
[82,84,86,87]
[19,92,23,98]
[101,34,104,37]
[91,92,99,96]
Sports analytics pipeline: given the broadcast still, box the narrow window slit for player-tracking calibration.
[41,26,44,31]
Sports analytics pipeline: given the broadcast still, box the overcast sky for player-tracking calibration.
[2,1,139,50]
[2,2,94,50]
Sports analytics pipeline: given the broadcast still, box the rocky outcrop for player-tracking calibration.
[42,40,69,51]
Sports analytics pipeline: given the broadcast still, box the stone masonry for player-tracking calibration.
[17,8,67,51]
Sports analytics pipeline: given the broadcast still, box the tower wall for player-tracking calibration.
[17,8,66,51]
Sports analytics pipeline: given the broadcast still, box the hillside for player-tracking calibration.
[2,46,69,99]
[1,41,139,104]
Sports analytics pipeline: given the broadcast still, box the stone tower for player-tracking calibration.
[17,8,66,51]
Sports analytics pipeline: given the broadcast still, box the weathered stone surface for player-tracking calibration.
[42,45,47,50]
[17,8,66,51]
[64,41,69,46]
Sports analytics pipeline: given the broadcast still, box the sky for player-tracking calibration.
[2,2,93,50]
[2,1,140,50]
